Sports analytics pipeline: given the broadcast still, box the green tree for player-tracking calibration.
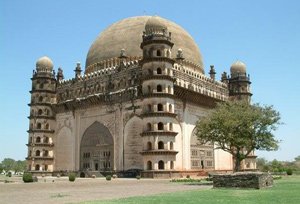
[256,157,268,171]
[1,158,16,172]
[195,100,281,172]
[0,163,4,173]
[295,155,300,161]
[270,159,285,172]
[13,160,27,173]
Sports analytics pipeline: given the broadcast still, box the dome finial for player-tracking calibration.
[36,56,53,72]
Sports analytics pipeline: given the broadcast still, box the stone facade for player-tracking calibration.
[212,172,273,189]
[26,16,256,176]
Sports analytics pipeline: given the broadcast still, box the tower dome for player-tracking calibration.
[85,16,204,73]
[36,56,53,71]
[145,16,167,34]
[230,61,246,75]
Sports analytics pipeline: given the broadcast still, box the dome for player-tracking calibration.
[36,56,53,71]
[85,16,203,73]
[230,61,246,74]
[145,16,167,33]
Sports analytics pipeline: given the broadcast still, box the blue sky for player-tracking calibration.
[0,0,299,162]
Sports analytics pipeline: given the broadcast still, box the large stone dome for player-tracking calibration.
[85,16,203,73]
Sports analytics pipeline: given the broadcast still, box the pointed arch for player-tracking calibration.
[80,121,114,171]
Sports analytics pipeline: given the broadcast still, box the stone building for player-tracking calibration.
[26,16,256,177]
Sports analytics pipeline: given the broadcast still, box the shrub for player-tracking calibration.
[106,175,111,181]
[7,172,12,177]
[23,172,33,183]
[69,173,76,182]
[186,175,190,179]
[136,175,141,180]
[286,169,293,175]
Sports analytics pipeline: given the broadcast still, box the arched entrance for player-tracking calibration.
[80,122,114,171]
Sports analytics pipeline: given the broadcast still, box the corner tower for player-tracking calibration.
[26,56,56,174]
[228,61,256,170]
[140,17,179,172]
[228,61,252,102]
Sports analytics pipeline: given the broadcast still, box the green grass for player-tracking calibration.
[82,176,300,204]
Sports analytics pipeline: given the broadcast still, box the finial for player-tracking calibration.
[74,62,82,79]
[221,71,228,83]
[176,48,184,60]
[119,49,127,58]
[56,67,64,81]
[209,65,216,81]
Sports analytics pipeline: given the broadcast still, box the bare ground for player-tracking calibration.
[0,176,211,204]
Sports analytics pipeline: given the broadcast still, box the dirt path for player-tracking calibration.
[0,177,211,204]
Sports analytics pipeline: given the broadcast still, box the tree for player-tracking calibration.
[13,160,27,173]
[195,100,281,172]
[0,163,3,173]
[256,157,268,171]
[1,158,16,172]
[295,155,300,161]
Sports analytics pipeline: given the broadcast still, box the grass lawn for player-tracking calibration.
[83,176,300,204]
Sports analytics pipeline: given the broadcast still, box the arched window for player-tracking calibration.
[38,109,43,116]
[44,137,49,143]
[158,160,164,170]
[44,150,49,157]
[45,123,49,130]
[169,123,173,131]
[35,150,40,156]
[169,104,173,113]
[158,122,164,130]
[146,123,152,131]
[157,104,163,111]
[168,86,172,94]
[45,109,49,115]
[35,164,40,171]
[170,142,174,150]
[157,50,161,57]
[157,85,162,92]
[36,137,41,143]
[44,165,48,171]
[38,96,43,102]
[157,67,162,74]
[147,104,152,112]
[158,141,164,149]
[39,83,44,89]
[147,85,151,93]
[170,161,174,169]
[30,123,33,129]
[147,142,152,150]
[37,123,41,129]
[147,161,152,170]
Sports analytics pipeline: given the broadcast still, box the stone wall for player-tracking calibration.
[212,172,273,189]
